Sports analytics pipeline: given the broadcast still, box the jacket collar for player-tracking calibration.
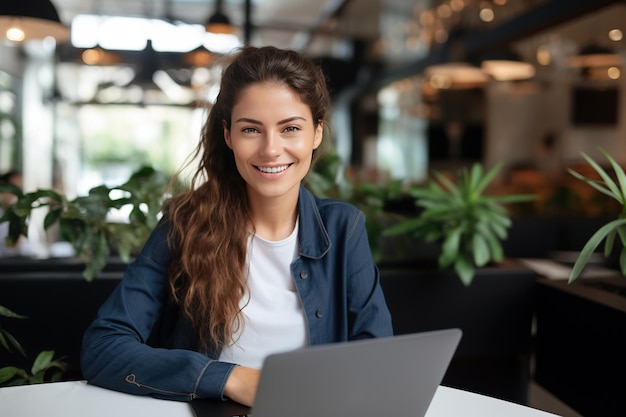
[297,186,331,259]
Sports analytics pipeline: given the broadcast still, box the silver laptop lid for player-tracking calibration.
[251,328,462,417]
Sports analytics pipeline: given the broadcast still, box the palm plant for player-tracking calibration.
[384,162,535,286]
[567,148,626,283]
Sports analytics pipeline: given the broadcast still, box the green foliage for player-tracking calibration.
[384,162,536,286]
[0,305,68,386]
[0,350,67,386]
[568,148,626,283]
[0,166,174,281]
[306,152,406,261]
[0,305,26,356]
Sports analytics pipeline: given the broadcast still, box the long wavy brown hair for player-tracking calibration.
[164,46,331,351]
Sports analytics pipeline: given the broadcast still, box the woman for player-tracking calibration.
[81,46,393,406]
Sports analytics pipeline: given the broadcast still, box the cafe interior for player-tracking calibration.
[1,1,626,417]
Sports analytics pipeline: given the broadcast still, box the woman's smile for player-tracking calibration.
[256,164,292,174]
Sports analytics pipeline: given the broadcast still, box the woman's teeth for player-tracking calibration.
[258,165,289,173]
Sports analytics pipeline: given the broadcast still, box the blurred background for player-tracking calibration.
[1,0,625,248]
[2,3,626,416]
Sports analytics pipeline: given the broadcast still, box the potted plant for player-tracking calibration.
[532,148,626,417]
[567,148,626,283]
[0,165,175,281]
[0,166,177,381]
[359,162,538,404]
[383,162,536,286]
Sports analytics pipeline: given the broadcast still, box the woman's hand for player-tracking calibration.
[224,365,261,406]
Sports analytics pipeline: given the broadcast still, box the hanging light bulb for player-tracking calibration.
[5,19,26,42]
[0,0,69,42]
[205,0,235,35]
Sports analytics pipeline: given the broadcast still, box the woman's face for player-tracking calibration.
[224,82,323,204]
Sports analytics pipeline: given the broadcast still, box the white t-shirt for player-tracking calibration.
[218,219,308,368]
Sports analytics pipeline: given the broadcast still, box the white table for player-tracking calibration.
[0,380,560,417]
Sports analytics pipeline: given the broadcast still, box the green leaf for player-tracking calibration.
[0,331,8,352]
[569,151,622,203]
[383,217,423,236]
[569,218,626,282]
[43,208,63,230]
[434,171,460,197]
[31,350,54,376]
[472,233,491,267]
[0,305,27,319]
[0,367,27,385]
[454,256,475,286]
[440,228,461,268]
[0,328,26,356]
[600,149,626,204]
[0,183,23,197]
[490,239,504,263]
[473,162,502,196]
[468,163,484,194]
[83,233,110,281]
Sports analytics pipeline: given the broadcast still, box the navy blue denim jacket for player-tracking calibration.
[81,186,393,401]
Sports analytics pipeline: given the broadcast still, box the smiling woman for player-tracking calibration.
[224,82,323,215]
[80,46,393,407]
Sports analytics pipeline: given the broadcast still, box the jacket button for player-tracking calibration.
[299,271,308,279]
[315,309,323,318]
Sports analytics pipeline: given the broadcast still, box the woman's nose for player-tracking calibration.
[261,131,281,157]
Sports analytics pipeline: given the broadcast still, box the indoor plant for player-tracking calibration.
[0,305,67,386]
[567,148,626,283]
[0,166,174,281]
[383,162,535,286]
[305,151,406,261]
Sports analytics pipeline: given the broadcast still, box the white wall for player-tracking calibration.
[484,69,626,175]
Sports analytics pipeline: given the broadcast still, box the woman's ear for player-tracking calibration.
[313,121,323,149]
[223,120,232,149]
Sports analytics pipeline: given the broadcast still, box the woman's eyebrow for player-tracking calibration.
[233,116,308,125]
[234,117,262,124]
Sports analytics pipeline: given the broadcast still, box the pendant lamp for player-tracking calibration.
[205,0,235,35]
[480,48,536,81]
[0,0,69,42]
[567,42,622,68]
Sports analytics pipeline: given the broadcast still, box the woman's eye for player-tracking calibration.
[242,127,258,134]
[283,126,300,133]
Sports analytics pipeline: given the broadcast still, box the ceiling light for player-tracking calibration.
[479,8,495,23]
[536,45,551,66]
[81,48,122,66]
[482,59,535,81]
[608,29,623,42]
[481,49,535,81]
[424,63,488,89]
[0,0,69,42]
[568,43,622,68]
[184,47,214,67]
[205,0,235,35]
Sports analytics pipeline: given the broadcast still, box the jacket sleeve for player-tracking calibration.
[346,211,394,340]
[80,221,237,401]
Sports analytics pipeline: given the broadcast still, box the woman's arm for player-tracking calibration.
[80,222,237,401]
[223,365,261,406]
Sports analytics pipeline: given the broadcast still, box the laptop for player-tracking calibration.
[191,328,462,417]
